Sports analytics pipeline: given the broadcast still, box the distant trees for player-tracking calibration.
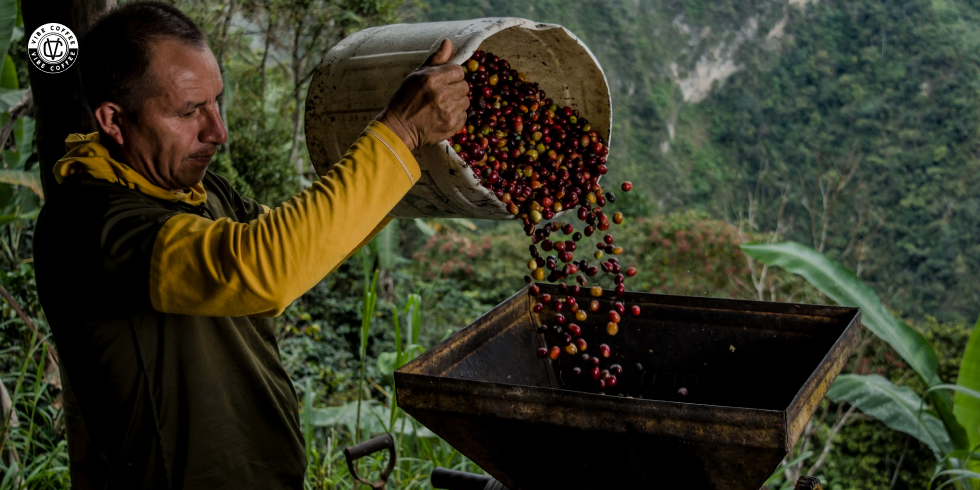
[178,0,405,195]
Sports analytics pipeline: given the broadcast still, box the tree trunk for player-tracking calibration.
[24,0,115,202]
[258,13,273,130]
[287,15,305,176]
[22,2,116,487]
[215,0,236,159]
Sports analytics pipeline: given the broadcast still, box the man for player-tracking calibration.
[33,2,467,489]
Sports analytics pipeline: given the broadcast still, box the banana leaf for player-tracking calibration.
[0,0,15,74]
[311,400,435,439]
[742,241,967,450]
[372,220,401,270]
[4,116,36,170]
[956,316,980,450]
[0,87,26,112]
[0,169,41,199]
[0,54,16,89]
[827,373,952,460]
[413,218,435,237]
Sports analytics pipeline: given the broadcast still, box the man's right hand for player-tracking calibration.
[377,39,469,152]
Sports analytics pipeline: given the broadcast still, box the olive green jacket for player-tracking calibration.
[33,123,420,489]
[35,171,307,489]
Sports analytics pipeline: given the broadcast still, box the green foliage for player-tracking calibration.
[955,317,980,451]
[827,374,951,459]
[745,241,978,487]
[423,0,980,325]
[220,56,300,205]
[819,417,935,489]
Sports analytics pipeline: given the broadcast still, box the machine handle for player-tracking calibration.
[431,468,491,489]
[431,468,511,490]
[344,433,396,490]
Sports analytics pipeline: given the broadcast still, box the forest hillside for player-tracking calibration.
[423,0,980,323]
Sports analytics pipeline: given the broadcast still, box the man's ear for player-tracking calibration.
[93,102,127,146]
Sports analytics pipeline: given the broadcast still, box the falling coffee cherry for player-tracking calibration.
[621,181,633,192]
[548,346,561,360]
[468,51,643,382]
[599,344,611,358]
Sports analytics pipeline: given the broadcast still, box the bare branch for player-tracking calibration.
[806,403,858,475]
[0,284,61,390]
[0,90,34,151]
[888,437,909,490]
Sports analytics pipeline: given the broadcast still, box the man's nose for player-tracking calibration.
[202,103,228,145]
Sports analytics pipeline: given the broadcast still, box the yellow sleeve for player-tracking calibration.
[148,121,418,317]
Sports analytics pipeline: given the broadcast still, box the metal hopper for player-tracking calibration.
[395,284,861,490]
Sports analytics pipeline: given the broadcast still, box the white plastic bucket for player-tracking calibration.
[305,18,612,219]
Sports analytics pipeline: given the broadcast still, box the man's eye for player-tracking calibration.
[181,109,197,117]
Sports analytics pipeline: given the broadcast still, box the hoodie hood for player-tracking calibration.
[54,133,208,206]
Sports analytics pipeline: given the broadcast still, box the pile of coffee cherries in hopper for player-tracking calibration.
[451,50,641,394]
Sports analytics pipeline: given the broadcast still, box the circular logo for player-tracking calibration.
[28,23,79,74]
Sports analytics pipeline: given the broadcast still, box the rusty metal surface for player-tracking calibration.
[396,285,861,490]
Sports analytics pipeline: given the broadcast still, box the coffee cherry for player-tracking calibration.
[626,267,637,277]
[608,311,621,323]
[549,346,561,360]
[536,347,548,358]
[607,375,618,388]
[677,387,689,396]
[565,343,578,355]
[630,305,641,316]
[606,322,619,336]
[621,181,632,192]
[575,338,588,351]
[572,367,582,376]
[460,51,640,375]
[609,364,623,375]
[614,302,625,315]
[599,344,611,358]
[591,366,601,380]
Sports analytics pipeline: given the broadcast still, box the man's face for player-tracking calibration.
[114,38,227,191]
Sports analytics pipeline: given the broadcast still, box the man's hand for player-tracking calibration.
[377,39,469,152]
